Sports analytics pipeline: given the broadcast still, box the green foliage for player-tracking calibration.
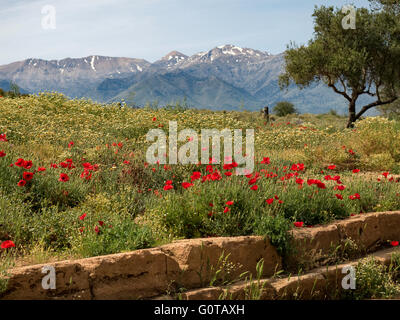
[73,217,155,258]
[243,259,267,300]
[370,0,400,15]
[280,5,400,127]
[255,214,292,256]
[328,109,339,116]
[342,257,400,299]
[0,82,27,98]
[273,101,297,117]
[0,251,15,295]
[378,98,400,120]
[1,93,400,272]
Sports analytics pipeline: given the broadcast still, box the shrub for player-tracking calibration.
[273,101,297,117]
[342,257,400,300]
[72,214,155,257]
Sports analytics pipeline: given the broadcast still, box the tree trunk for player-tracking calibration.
[263,106,270,123]
[346,100,357,128]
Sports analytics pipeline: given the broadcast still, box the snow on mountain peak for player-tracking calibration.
[161,51,188,62]
[182,45,270,65]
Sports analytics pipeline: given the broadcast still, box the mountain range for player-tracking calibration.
[0,45,368,113]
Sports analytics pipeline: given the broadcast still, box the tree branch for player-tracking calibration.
[355,97,398,120]
[327,82,352,102]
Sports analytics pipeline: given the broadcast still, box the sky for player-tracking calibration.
[0,0,370,65]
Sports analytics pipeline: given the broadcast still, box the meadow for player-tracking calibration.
[0,92,400,268]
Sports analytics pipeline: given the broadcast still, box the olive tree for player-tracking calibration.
[279,5,400,128]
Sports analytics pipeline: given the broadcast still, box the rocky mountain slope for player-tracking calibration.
[0,45,364,113]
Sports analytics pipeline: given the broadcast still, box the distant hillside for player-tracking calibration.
[0,45,376,113]
[0,80,29,94]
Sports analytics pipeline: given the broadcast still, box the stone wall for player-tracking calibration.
[1,211,399,300]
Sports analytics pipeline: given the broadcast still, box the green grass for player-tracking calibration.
[0,93,399,268]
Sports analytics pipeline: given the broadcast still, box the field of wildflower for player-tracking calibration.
[0,93,400,268]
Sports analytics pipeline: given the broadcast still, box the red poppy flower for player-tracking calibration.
[191,172,202,181]
[223,207,230,213]
[266,198,274,205]
[98,221,104,227]
[37,167,46,172]
[210,171,222,181]
[224,171,232,177]
[335,194,343,200]
[22,160,33,169]
[349,193,361,200]
[250,185,258,191]
[15,158,25,167]
[68,141,74,148]
[226,201,234,206]
[95,226,100,234]
[307,179,316,185]
[223,163,234,170]
[163,185,173,191]
[327,165,336,170]
[59,173,70,182]
[294,221,304,228]
[79,213,87,220]
[182,182,194,189]
[0,150,5,157]
[0,134,8,142]
[1,240,15,249]
[17,180,26,187]
[316,181,326,189]
[60,162,69,168]
[352,169,360,173]
[295,178,304,185]
[291,163,305,172]
[152,117,157,122]
[23,172,34,181]
[82,162,93,170]
[80,170,92,180]
[261,157,270,164]
[383,172,390,178]
[391,241,399,247]
[248,177,258,185]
